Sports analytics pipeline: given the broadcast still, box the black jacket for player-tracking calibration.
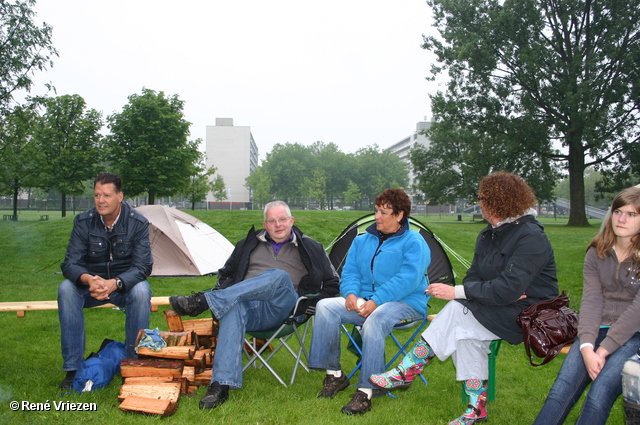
[216,225,340,307]
[457,215,558,344]
[60,202,153,290]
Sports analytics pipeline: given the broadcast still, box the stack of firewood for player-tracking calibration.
[117,309,218,417]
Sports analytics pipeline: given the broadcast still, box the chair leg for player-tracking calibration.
[460,339,501,403]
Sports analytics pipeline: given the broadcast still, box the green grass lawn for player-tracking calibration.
[0,210,625,424]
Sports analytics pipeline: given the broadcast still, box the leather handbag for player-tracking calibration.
[516,291,579,366]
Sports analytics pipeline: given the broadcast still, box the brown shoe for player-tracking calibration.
[341,390,371,415]
[317,373,350,398]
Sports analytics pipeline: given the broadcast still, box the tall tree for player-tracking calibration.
[261,143,313,205]
[421,0,640,225]
[351,145,408,208]
[245,166,272,209]
[0,0,57,116]
[309,141,350,209]
[0,103,41,219]
[182,155,224,210]
[106,88,200,205]
[35,94,102,217]
[307,168,327,210]
[343,180,362,209]
[210,174,227,202]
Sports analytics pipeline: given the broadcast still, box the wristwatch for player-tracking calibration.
[115,277,124,292]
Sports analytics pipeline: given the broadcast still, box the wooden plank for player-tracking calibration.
[164,309,184,332]
[118,395,178,417]
[118,382,182,403]
[182,318,215,336]
[137,346,195,360]
[120,358,184,378]
[0,296,170,317]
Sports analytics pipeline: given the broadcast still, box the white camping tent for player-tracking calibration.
[136,205,234,277]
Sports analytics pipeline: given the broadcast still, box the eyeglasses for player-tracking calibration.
[265,217,291,226]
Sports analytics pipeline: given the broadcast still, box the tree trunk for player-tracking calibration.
[567,142,590,226]
[61,193,67,218]
[12,184,18,220]
[148,193,156,205]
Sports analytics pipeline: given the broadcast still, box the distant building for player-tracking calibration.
[384,120,454,215]
[205,118,259,209]
[384,121,432,202]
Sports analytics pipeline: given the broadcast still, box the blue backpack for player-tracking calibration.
[72,339,126,392]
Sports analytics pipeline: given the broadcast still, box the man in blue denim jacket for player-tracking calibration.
[58,172,153,389]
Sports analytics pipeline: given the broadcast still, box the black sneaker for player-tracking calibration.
[199,381,229,410]
[341,390,372,415]
[169,293,208,317]
[317,373,350,398]
[60,371,76,389]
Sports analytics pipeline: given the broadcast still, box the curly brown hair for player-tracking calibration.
[375,188,411,221]
[478,172,536,220]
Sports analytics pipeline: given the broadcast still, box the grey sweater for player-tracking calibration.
[579,247,640,353]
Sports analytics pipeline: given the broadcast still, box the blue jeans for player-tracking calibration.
[205,269,298,389]
[308,296,420,388]
[534,328,640,425]
[58,279,152,370]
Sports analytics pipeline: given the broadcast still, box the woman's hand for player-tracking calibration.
[345,294,377,318]
[581,346,607,380]
[358,300,377,318]
[426,283,455,300]
[345,294,359,312]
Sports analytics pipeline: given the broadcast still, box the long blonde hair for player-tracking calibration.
[588,187,640,263]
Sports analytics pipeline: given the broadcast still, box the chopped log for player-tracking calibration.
[193,368,213,386]
[198,335,217,349]
[137,346,195,360]
[164,309,184,332]
[123,376,188,395]
[159,331,197,347]
[182,365,195,383]
[184,349,207,373]
[182,318,215,336]
[120,358,184,378]
[124,376,175,384]
[118,382,182,403]
[119,395,178,417]
[205,350,213,367]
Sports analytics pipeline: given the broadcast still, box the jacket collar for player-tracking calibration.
[365,218,410,239]
[250,225,300,247]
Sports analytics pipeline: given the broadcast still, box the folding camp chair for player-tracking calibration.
[340,306,430,387]
[243,294,317,387]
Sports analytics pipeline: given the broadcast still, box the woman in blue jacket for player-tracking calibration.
[309,188,431,416]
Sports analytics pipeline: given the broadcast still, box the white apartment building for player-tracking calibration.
[205,118,259,208]
[384,121,432,202]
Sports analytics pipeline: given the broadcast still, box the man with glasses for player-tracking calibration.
[168,200,340,410]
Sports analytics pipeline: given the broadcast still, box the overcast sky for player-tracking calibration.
[29,0,441,161]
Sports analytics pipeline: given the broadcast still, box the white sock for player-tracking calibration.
[327,369,342,378]
[359,388,372,399]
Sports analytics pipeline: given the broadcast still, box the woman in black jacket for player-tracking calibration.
[369,172,558,425]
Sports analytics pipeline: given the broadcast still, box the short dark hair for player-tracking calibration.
[375,188,411,220]
[94,172,122,193]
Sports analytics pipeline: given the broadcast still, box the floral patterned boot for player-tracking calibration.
[449,379,488,425]
[368,338,434,390]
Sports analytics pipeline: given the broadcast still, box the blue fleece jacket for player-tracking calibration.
[339,219,430,314]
